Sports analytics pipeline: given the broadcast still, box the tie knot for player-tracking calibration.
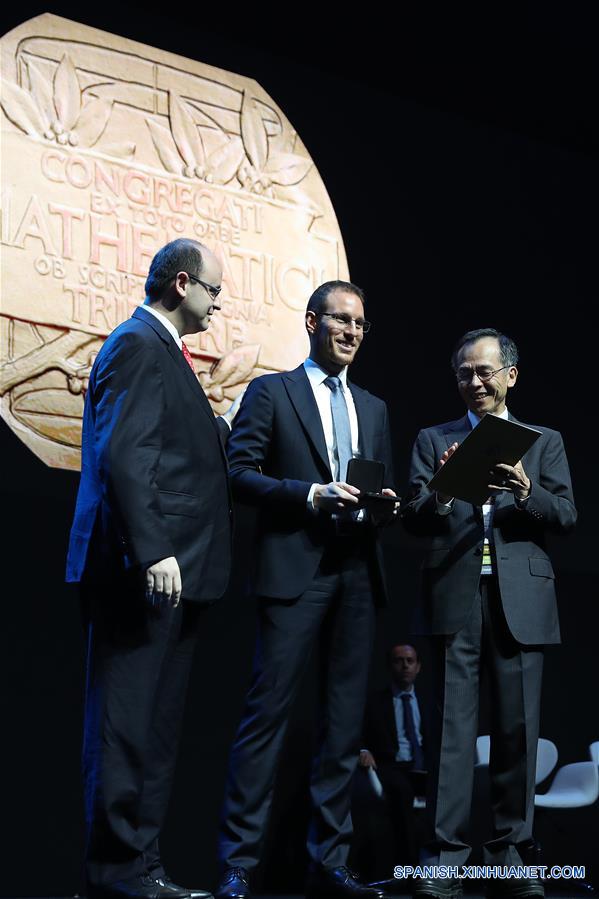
[324,375,342,392]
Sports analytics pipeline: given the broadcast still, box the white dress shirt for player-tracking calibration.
[143,303,182,349]
[303,358,360,479]
[468,409,509,575]
[303,358,362,512]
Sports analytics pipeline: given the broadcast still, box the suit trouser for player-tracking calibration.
[422,576,544,866]
[377,761,421,865]
[219,538,377,872]
[80,579,203,888]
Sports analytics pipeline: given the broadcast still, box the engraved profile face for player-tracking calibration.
[0,14,349,468]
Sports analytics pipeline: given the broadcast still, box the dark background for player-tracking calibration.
[1,3,598,895]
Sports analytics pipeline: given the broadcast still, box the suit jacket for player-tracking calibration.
[66,306,232,602]
[401,413,576,644]
[226,363,394,602]
[363,686,428,766]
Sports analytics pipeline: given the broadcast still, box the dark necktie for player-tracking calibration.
[324,375,352,481]
[401,692,425,770]
[181,341,196,373]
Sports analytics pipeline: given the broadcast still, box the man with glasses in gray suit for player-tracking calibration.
[402,328,576,899]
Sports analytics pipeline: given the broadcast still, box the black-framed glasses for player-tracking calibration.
[455,364,510,384]
[316,312,372,333]
[186,273,222,301]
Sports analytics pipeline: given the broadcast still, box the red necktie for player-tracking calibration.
[181,341,195,373]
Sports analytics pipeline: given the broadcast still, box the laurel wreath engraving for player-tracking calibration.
[1,54,133,156]
[0,34,325,465]
[1,50,316,203]
[0,326,259,435]
[198,343,260,402]
[146,87,313,198]
[0,328,98,396]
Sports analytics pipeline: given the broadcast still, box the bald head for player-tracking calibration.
[143,237,223,337]
[145,238,207,302]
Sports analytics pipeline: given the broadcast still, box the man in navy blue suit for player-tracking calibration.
[67,238,232,899]
[216,280,397,899]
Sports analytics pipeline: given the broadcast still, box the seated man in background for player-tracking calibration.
[352,644,427,880]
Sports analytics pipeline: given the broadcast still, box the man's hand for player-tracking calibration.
[368,487,399,526]
[145,556,182,609]
[313,481,361,513]
[359,749,377,769]
[437,441,459,504]
[489,459,531,502]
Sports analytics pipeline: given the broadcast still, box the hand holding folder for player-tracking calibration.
[427,414,542,505]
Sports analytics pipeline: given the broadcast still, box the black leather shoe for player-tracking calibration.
[486,878,544,898]
[151,874,213,899]
[87,873,191,899]
[306,866,386,899]
[214,868,251,899]
[412,878,463,898]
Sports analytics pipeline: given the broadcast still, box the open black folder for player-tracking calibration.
[427,414,542,505]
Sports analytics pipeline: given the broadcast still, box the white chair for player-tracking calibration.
[536,737,559,784]
[475,734,558,785]
[535,761,599,808]
[589,741,599,766]
[533,755,599,895]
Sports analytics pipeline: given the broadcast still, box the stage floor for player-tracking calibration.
[12,892,596,899]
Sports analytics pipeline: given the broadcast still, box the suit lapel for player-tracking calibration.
[284,366,331,476]
[414,688,427,748]
[443,414,471,449]
[169,339,222,427]
[493,411,520,513]
[348,382,374,459]
[132,307,226,453]
[444,414,482,515]
[383,688,399,754]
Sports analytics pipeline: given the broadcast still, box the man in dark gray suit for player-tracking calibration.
[401,328,576,899]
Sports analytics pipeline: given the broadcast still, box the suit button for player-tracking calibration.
[474,547,482,556]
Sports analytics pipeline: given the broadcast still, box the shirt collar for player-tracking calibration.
[392,683,416,698]
[467,407,509,430]
[304,357,348,387]
[143,304,182,349]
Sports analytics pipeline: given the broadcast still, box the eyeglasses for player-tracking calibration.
[455,364,511,384]
[186,273,222,301]
[315,312,372,333]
